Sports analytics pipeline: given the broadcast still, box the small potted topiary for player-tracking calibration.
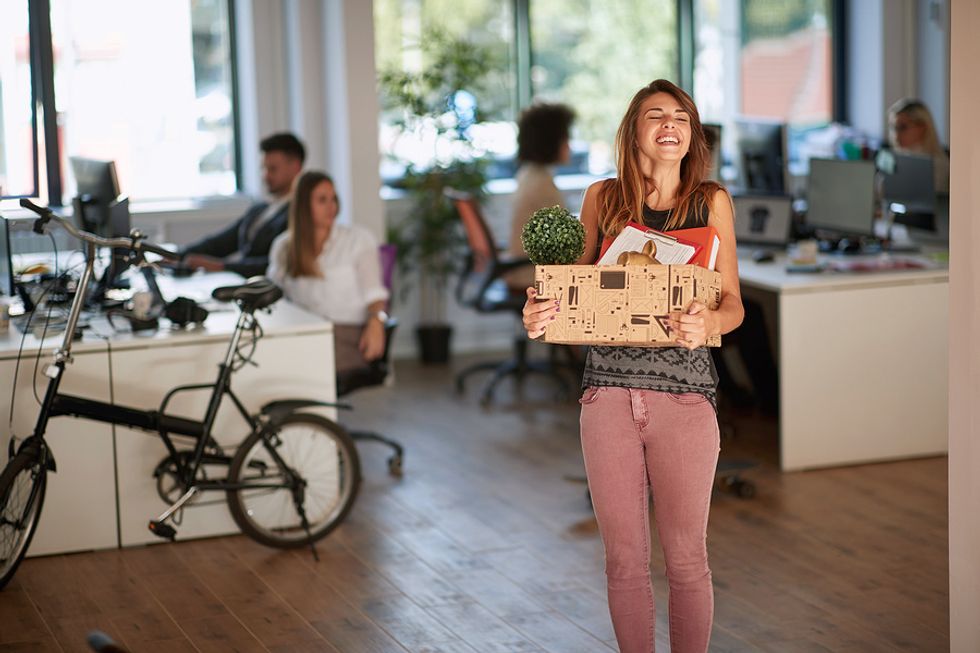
[521,205,586,266]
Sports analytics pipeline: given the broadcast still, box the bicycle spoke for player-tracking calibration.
[227,414,359,547]
[0,457,46,588]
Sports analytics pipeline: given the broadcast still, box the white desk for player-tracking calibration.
[737,252,948,471]
[0,272,335,555]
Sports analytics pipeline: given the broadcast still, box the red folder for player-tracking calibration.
[669,225,721,271]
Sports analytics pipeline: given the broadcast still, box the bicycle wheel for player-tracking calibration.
[226,412,360,548]
[0,449,48,589]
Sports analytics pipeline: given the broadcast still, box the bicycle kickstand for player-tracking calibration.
[148,486,198,541]
[295,502,320,563]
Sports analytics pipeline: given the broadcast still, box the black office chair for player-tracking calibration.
[335,244,404,476]
[336,319,404,476]
[446,189,578,405]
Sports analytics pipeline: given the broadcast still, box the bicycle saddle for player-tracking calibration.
[211,277,283,311]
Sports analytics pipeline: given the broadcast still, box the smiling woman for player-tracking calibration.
[521,79,744,653]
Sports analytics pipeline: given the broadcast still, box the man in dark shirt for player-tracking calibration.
[181,132,305,277]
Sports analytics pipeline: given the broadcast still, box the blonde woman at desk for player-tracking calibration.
[267,171,389,374]
[522,79,744,653]
[887,98,950,194]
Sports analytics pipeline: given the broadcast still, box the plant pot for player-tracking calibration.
[416,324,452,364]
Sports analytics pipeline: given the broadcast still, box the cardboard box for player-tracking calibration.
[534,264,722,347]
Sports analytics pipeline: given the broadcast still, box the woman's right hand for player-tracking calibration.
[522,287,559,339]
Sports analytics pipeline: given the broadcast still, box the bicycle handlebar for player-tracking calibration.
[19,198,179,260]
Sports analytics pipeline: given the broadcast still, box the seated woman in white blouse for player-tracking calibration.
[267,171,389,374]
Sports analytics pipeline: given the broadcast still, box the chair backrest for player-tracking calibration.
[379,243,397,302]
[446,188,498,274]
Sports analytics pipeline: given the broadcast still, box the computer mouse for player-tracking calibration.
[752,250,775,263]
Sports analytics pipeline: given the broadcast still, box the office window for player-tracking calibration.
[529,0,677,175]
[376,0,678,182]
[0,3,35,198]
[47,0,237,201]
[374,0,515,181]
[694,0,834,177]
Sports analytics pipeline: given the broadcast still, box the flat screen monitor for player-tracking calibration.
[878,150,936,217]
[805,158,877,237]
[70,157,122,233]
[735,118,786,194]
[0,217,13,297]
[732,194,793,246]
[71,157,120,202]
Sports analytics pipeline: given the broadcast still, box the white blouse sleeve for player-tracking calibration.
[352,228,390,306]
[266,233,288,286]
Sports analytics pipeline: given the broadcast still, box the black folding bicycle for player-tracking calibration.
[0,200,361,589]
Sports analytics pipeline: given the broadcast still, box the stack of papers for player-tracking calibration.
[597,221,720,270]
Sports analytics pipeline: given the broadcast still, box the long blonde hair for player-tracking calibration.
[287,171,337,278]
[888,98,945,158]
[597,79,722,237]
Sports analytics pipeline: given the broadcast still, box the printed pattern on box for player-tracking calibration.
[535,264,722,347]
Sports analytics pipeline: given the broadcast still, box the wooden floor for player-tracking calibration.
[1,353,949,652]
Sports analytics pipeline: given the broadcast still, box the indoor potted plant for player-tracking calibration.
[521,205,587,266]
[378,29,499,363]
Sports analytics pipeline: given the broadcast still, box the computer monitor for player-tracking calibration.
[0,217,13,297]
[71,157,120,202]
[70,157,122,233]
[735,118,787,194]
[732,194,793,246]
[877,150,937,231]
[805,158,877,238]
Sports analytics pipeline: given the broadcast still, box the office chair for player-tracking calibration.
[446,189,577,406]
[335,244,404,476]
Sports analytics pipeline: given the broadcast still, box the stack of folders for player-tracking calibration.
[598,221,721,270]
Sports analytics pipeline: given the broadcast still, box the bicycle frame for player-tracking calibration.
[17,220,275,495]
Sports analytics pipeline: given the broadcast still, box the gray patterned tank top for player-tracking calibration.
[581,201,719,408]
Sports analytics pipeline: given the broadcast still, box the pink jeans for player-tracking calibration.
[579,386,720,653]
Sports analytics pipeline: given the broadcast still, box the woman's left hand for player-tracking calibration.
[667,301,717,350]
[359,319,386,361]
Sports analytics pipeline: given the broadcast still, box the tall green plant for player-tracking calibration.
[379,29,499,324]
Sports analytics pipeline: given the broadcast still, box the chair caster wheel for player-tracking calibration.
[387,456,403,477]
[733,480,755,499]
[721,477,755,499]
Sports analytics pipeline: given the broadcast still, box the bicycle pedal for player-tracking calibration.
[148,519,177,541]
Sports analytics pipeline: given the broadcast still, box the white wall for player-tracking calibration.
[948,1,979,649]
[846,1,885,138]
[229,0,384,241]
[918,0,950,142]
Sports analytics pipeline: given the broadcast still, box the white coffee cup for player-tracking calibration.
[130,291,154,320]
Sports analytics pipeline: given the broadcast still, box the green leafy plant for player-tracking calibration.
[521,205,586,265]
[379,29,501,325]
